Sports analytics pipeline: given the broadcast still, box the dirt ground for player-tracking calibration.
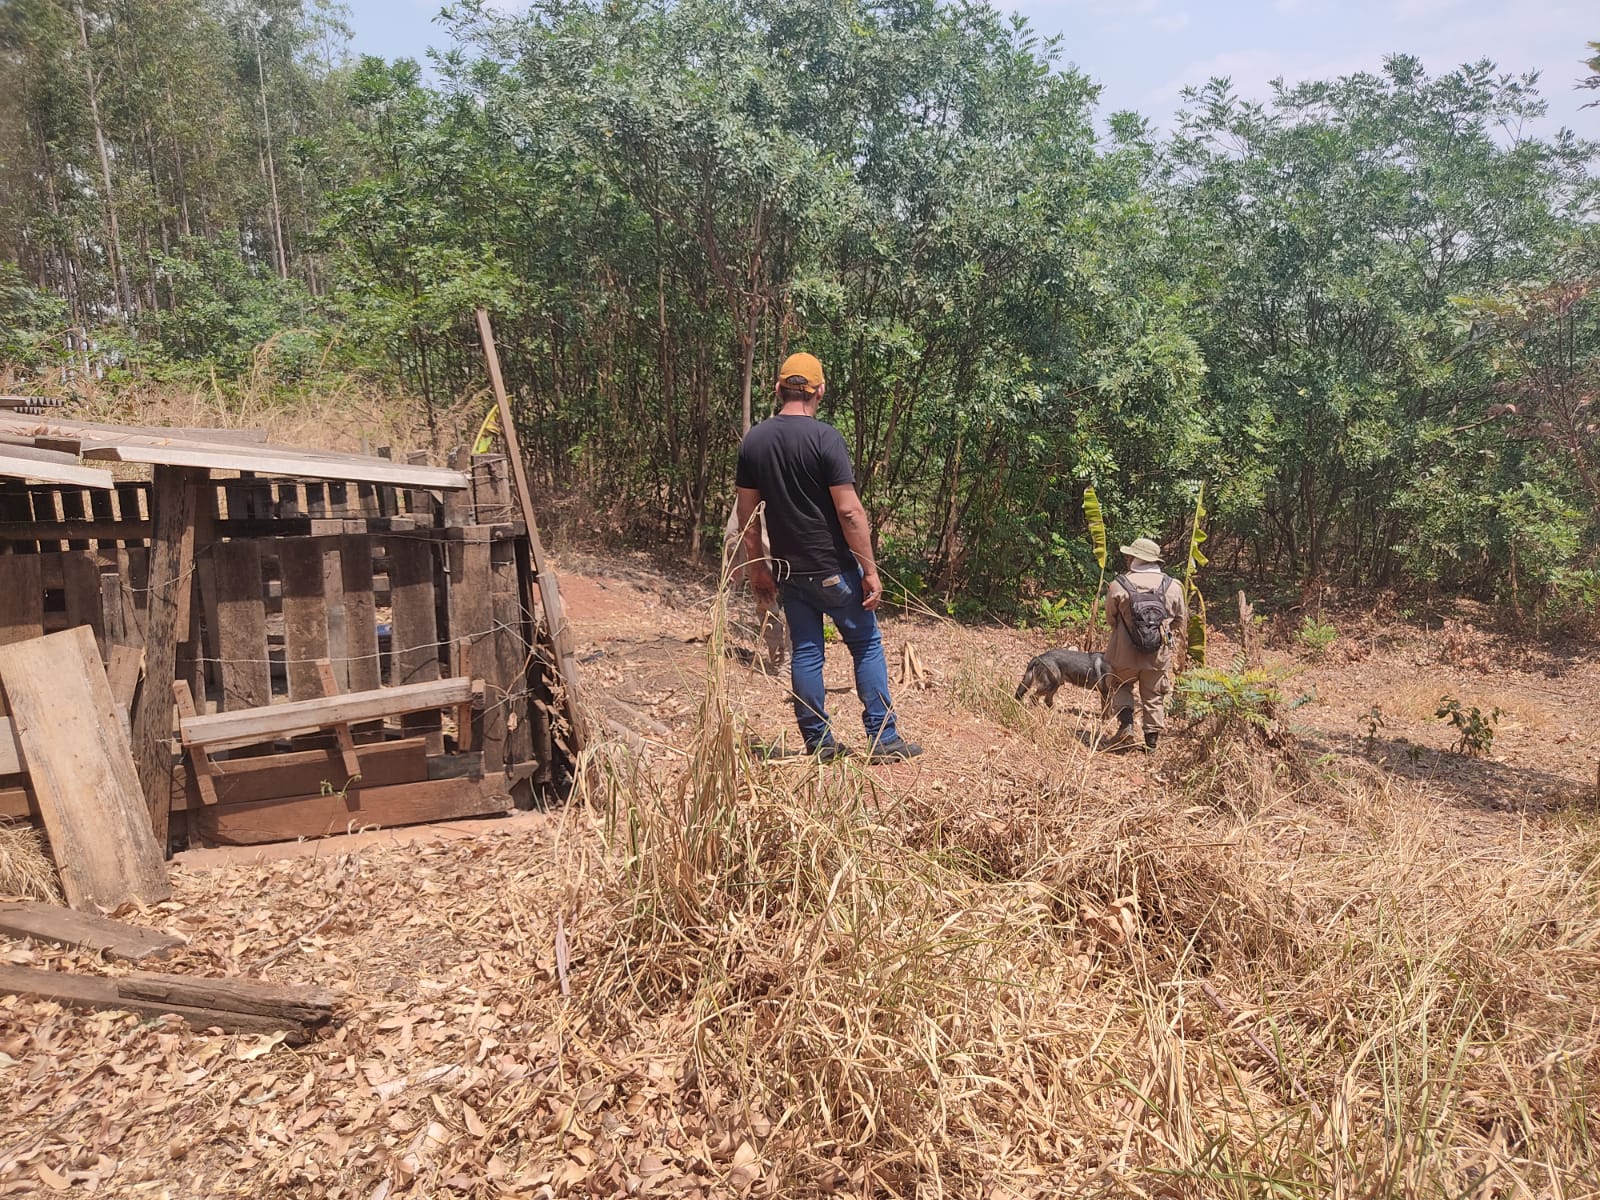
[564,549,1600,828]
[3,549,1598,1197]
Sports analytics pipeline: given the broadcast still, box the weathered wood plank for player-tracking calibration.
[0,554,43,645]
[0,964,312,1042]
[77,440,468,490]
[61,550,106,658]
[448,534,497,767]
[322,543,348,693]
[173,681,219,808]
[213,541,271,711]
[176,532,209,711]
[0,452,114,490]
[339,533,380,693]
[189,772,511,846]
[171,738,429,811]
[471,454,512,524]
[0,784,32,820]
[106,643,141,713]
[488,542,524,775]
[475,311,587,751]
[387,536,443,751]
[100,569,127,647]
[131,465,202,850]
[122,546,150,641]
[0,900,183,961]
[0,715,24,774]
[506,539,543,771]
[117,971,335,1022]
[180,677,474,749]
[0,626,170,908]
[313,660,361,781]
[443,448,472,528]
[191,489,222,701]
[279,538,330,702]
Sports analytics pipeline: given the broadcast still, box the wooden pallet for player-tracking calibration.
[0,445,569,851]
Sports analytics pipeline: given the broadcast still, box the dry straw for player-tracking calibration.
[556,552,1600,1196]
[0,822,60,902]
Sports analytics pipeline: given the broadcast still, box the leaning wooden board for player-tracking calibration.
[0,625,171,909]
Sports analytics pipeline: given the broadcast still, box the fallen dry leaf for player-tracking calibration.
[234,1032,287,1061]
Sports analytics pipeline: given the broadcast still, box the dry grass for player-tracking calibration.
[4,567,1599,1197]
[1378,680,1554,732]
[558,586,1600,1196]
[0,822,60,901]
[32,353,479,460]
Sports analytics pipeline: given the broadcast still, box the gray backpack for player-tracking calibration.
[1117,573,1172,653]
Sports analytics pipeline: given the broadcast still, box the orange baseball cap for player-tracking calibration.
[777,352,825,394]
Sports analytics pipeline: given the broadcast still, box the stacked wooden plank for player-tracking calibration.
[0,423,578,852]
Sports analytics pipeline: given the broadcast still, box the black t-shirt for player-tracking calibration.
[734,414,857,576]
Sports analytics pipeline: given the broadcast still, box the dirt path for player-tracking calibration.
[559,550,1600,828]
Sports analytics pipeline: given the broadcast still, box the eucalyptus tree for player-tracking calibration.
[1164,56,1597,588]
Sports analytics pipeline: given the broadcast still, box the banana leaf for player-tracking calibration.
[1083,486,1108,570]
[472,403,502,455]
[1083,486,1108,646]
[1183,485,1207,665]
[1187,588,1207,667]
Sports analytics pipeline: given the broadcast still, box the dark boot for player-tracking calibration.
[1106,710,1137,751]
[1144,730,1160,752]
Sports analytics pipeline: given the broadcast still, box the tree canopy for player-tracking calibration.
[2,0,1597,617]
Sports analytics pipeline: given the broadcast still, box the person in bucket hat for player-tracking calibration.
[1101,536,1187,751]
[732,353,922,764]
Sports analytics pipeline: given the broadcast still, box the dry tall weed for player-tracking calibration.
[559,583,1600,1195]
[43,371,479,460]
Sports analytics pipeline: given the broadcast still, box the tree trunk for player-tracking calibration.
[255,29,289,278]
[738,306,759,434]
[74,0,129,314]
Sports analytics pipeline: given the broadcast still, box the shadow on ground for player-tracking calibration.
[1305,729,1593,815]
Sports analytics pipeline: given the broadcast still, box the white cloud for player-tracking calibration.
[1045,0,1196,39]
[1392,0,1464,21]
[1142,47,1371,113]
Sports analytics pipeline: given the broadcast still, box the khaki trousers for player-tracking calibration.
[1107,665,1173,734]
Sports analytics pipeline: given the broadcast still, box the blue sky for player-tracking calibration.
[341,0,1599,137]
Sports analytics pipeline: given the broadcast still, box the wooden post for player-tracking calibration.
[474,308,588,752]
[132,465,204,851]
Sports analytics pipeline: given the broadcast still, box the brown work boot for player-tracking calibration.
[1103,711,1138,752]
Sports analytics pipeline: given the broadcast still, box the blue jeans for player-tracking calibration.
[780,567,899,751]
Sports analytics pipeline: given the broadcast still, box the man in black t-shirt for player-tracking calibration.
[734,353,922,763]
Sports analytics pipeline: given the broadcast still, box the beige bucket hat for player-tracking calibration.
[1119,537,1163,562]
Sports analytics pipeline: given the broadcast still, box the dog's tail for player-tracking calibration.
[1014,657,1040,700]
